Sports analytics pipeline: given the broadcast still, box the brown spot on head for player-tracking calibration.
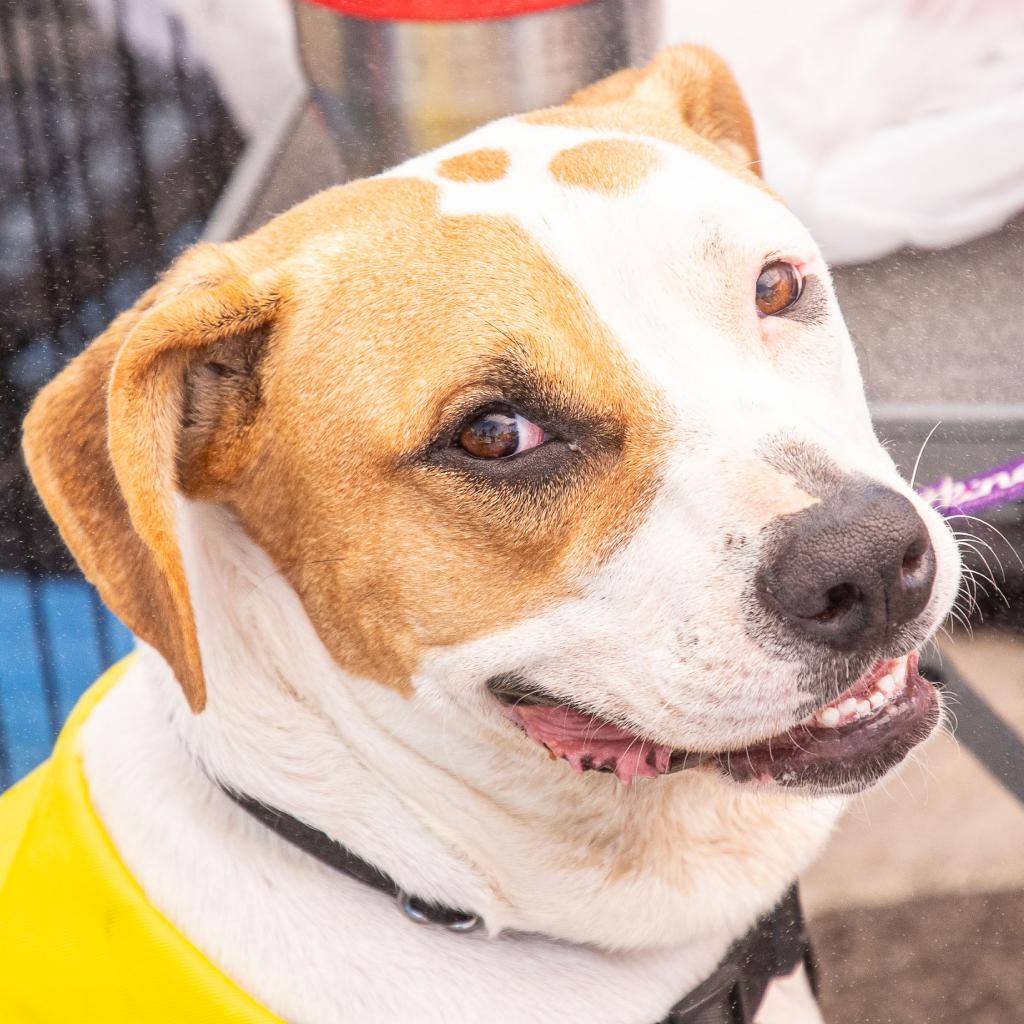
[525,45,765,190]
[549,138,659,195]
[437,148,510,184]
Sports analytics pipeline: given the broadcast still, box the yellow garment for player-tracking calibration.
[0,659,283,1023]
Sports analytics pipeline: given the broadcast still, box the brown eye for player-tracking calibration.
[755,261,803,316]
[458,410,546,459]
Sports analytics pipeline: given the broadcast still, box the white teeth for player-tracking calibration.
[808,656,913,729]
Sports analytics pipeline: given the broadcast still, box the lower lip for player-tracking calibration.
[717,652,939,790]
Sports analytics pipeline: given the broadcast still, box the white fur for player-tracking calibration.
[83,500,840,1021]
[79,116,960,1022]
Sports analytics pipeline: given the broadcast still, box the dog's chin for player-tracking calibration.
[490,651,941,795]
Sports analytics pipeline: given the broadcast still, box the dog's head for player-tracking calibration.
[25,47,959,797]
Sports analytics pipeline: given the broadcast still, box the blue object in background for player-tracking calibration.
[0,573,133,789]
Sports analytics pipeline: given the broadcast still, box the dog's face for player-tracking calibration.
[25,47,959,799]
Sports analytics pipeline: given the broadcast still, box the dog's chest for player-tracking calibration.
[251,893,731,1024]
[79,671,732,1024]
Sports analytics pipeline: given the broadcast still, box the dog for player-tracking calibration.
[4,45,960,1023]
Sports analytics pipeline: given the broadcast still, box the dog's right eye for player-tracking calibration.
[458,409,547,459]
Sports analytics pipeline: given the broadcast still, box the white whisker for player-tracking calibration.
[910,421,942,490]
[943,514,1024,570]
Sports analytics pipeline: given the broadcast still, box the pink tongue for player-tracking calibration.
[503,704,672,786]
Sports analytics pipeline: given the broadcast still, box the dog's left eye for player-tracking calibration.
[458,410,547,459]
[756,261,803,316]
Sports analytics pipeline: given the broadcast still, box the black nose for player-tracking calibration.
[757,484,936,651]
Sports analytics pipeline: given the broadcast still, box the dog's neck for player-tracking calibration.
[81,500,842,970]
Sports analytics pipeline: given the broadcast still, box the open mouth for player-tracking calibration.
[490,652,940,792]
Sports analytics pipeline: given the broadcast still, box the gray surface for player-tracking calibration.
[838,215,1024,495]
[842,216,1023,407]
[810,889,1024,1024]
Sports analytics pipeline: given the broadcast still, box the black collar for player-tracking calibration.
[222,788,483,931]
[224,787,817,1024]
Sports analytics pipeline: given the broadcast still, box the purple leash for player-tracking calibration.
[915,453,1024,807]
[917,454,1024,518]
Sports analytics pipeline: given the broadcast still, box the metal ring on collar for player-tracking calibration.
[446,911,484,933]
[398,891,483,932]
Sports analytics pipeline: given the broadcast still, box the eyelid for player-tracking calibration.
[795,254,827,278]
[449,399,557,446]
[761,247,821,270]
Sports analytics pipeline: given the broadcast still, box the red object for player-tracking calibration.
[299,0,590,21]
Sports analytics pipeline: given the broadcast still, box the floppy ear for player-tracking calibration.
[569,45,761,175]
[23,244,279,711]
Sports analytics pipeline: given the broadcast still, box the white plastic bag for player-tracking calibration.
[664,0,1024,264]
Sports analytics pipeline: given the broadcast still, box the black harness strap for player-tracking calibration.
[225,787,816,1024]
[658,886,815,1023]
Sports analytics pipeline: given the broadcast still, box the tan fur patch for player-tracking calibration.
[735,463,820,522]
[26,174,669,704]
[549,772,804,888]
[221,177,668,694]
[437,148,510,184]
[549,138,659,195]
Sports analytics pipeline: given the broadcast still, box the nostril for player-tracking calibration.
[814,582,861,623]
[900,534,929,582]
